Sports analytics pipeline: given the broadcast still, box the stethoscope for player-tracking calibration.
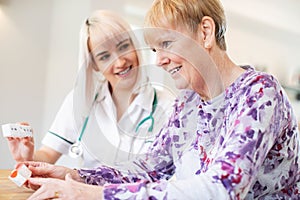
[69,93,99,158]
[68,89,157,158]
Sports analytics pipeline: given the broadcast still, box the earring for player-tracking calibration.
[204,43,209,49]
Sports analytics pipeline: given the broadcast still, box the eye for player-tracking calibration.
[161,41,172,49]
[118,43,130,51]
[99,53,110,61]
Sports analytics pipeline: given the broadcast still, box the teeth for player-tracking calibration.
[169,66,181,75]
[117,66,131,75]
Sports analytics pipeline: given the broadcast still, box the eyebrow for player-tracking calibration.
[95,51,108,58]
[95,38,130,58]
[116,38,130,47]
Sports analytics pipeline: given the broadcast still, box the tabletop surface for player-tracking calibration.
[0,169,34,200]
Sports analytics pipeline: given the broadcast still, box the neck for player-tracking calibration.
[110,86,136,121]
[215,52,244,89]
[198,49,244,100]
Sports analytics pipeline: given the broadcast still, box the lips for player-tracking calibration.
[115,65,132,76]
[168,66,182,75]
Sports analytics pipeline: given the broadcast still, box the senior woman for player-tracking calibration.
[23,0,300,199]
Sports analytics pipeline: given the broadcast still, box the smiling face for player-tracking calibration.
[90,33,139,91]
[144,0,228,99]
[145,27,209,94]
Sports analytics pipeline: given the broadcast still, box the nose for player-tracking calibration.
[156,51,170,67]
[113,55,126,68]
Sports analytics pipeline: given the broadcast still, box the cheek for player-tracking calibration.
[181,62,197,81]
[127,51,139,65]
[97,62,111,74]
[182,68,191,81]
[100,65,114,79]
[166,53,183,64]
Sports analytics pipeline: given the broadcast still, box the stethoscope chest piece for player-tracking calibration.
[69,141,83,158]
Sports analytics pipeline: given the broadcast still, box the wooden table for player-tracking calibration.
[0,169,34,200]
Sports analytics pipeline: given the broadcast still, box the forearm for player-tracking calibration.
[33,146,61,164]
[33,151,52,163]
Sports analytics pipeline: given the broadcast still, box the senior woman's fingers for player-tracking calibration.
[27,178,63,200]
[27,177,49,186]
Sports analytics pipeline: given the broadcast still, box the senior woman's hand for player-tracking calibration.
[27,173,103,200]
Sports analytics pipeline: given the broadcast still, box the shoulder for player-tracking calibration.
[225,67,295,120]
[53,90,75,119]
[228,66,283,101]
[65,89,75,101]
[60,90,75,108]
[240,66,280,89]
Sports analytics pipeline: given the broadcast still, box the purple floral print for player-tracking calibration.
[79,66,300,199]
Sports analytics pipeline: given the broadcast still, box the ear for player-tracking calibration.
[198,16,215,49]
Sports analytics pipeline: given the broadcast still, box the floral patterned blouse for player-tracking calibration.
[78,66,300,199]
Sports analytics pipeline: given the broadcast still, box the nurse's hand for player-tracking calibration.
[18,161,75,181]
[27,174,103,200]
[6,122,34,162]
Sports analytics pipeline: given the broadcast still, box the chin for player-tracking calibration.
[119,79,135,90]
[174,79,189,90]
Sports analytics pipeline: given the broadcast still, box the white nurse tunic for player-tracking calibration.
[42,82,174,168]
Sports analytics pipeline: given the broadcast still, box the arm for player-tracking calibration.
[7,92,74,164]
[33,145,62,164]
[20,161,80,181]
[23,120,176,199]
[7,136,62,163]
[6,122,61,163]
[39,91,77,163]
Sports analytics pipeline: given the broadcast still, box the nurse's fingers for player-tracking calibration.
[19,122,30,126]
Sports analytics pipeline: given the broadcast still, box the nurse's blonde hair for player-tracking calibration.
[74,10,145,123]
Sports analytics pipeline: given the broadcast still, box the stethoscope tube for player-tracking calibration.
[135,89,157,132]
[116,89,157,163]
[68,93,99,158]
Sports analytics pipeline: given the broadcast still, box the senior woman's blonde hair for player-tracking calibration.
[74,10,145,126]
[145,0,227,51]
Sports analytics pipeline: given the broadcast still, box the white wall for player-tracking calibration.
[223,0,300,83]
[222,0,300,119]
[0,0,53,169]
[41,0,93,167]
[0,0,92,169]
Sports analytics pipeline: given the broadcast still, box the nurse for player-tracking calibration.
[6,10,175,168]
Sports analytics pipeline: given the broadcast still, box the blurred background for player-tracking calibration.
[0,0,299,169]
